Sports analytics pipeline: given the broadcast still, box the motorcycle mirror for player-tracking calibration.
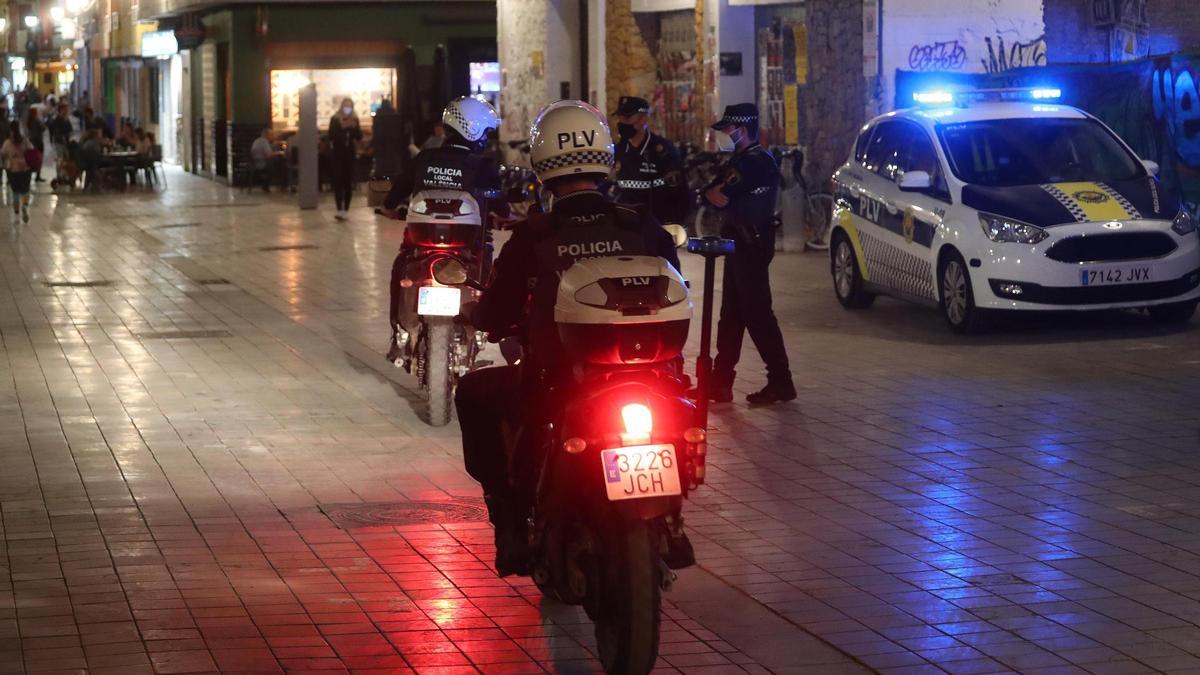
[663,223,688,249]
[431,258,469,286]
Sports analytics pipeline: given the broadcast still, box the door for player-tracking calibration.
[857,120,947,302]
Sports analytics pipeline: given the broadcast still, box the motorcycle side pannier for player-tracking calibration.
[405,189,483,248]
[554,256,692,365]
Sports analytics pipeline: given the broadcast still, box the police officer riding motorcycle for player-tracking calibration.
[455,100,703,674]
[386,96,509,424]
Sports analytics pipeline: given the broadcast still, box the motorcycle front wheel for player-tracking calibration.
[423,317,454,426]
[594,520,661,675]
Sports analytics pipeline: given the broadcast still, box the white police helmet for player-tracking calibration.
[442,96,500,143]
[529,100,614,182]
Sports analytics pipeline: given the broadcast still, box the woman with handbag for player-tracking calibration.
[2,121,36,222]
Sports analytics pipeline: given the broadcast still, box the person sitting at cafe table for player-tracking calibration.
[250,126,287,192]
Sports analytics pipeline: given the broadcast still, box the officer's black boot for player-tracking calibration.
[746,373,797,406]
[483,493,530,577]
[687,370,734,403]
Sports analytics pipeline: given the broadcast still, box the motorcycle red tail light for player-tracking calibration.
[621,404,653,437]
[563,437,587,454]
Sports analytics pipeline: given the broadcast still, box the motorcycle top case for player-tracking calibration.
[406,189,483,248]
[554,255,692,365]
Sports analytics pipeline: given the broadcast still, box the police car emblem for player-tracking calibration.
[902,208,916,244]
[1073,190,1109,204]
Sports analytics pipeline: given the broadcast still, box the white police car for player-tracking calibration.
[830,87,1200,333]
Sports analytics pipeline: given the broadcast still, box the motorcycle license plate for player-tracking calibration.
[417,286,461,316]
[600,445,682,501]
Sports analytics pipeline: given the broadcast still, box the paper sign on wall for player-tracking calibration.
[792,25,807,84]
[863,0,879,77]
[783,84,798,145]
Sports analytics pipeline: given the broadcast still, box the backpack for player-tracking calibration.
[24,145,42,171]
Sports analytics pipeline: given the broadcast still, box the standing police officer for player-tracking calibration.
[697,103,796,405]
[611,96,689,226]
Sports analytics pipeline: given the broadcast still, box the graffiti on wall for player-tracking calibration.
[908,40,968,72]
[1151,67,1200,172]
[981,34,1047,73]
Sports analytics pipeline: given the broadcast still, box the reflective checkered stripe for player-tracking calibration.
[1041,183,1089,222]
[859,231,936,302]
[533,150,613,174]
[443,105,474,139]
[723,115,757,124]
[617,178,665,190]
[1098,182,1143,219]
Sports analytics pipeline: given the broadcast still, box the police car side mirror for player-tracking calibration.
[1142,159,1160,177]
[897,170,933,192]
[662,223,688,249]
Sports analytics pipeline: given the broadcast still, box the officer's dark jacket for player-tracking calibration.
[395,142,506,213]
[704,143,780,253]
[473,190,679,368]
[613,132,688,225]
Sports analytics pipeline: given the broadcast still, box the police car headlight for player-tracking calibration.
[1171,209,1197,236]
[979,213,1048,244]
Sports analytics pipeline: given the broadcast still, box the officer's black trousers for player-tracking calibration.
[456,365,520,498]
[713,249,791,383]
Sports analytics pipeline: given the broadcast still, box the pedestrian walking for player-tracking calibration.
[328,97,362,220]
[25,107,45,183]
[691,103,796,406]
[2,121,35,223]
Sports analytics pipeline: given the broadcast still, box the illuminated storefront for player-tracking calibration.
[269,67,395,131]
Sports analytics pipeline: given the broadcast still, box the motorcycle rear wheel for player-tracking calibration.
[424,317,454,426]
[594,521,661,675]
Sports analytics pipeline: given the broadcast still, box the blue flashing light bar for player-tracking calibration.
[913,90,953,105]
[911,86,1064,107]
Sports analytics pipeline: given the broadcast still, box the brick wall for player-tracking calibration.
[803,0,867,188]
[1044,0,1200,64]
[606,0,659,110]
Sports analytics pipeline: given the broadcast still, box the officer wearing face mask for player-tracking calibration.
[694,103,795,406]
[611,96,688,227]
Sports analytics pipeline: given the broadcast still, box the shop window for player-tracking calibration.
[270,68,394,131]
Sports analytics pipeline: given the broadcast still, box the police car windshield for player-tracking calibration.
[937,118,1143,187]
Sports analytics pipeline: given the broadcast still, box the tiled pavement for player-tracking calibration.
[0,171,1198,674]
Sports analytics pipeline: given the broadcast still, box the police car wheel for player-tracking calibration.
[831,234,874,309]
[938,250,986,334]
[1147,300,1197,324]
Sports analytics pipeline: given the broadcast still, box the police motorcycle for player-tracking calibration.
[440,100,729,674]
[391,97,501,426]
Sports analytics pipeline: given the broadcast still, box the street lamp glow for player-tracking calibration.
[24,15,38,28]
[65,0,84,13]
[50,7,64,22]
[0,18,8,32]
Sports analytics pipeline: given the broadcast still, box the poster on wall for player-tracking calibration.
[862,0,878,77]
[793,24,807,85]
[783,84,798,145]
